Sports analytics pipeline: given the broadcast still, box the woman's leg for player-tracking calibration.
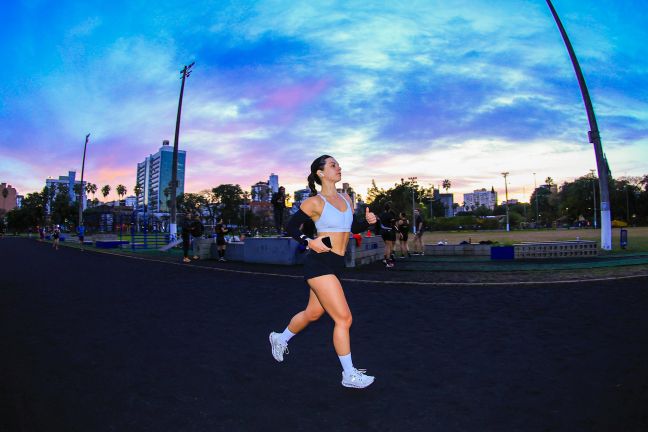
[270,287,325,362]
[308,274,375,387]
[286,288,325,334]
[307,275,352,355]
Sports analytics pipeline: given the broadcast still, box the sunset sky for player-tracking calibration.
[1,0,646,204]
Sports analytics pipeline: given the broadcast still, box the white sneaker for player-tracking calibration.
[341,368,375,388]
[269,332,289,362]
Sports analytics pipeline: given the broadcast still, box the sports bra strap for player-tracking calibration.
[338,192,351,207]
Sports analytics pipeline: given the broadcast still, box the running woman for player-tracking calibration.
[52,225,61,250]
[269,155,377,388]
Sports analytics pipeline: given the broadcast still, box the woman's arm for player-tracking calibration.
[285,197,330,252]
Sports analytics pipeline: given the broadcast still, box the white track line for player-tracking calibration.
[60,241,648,287]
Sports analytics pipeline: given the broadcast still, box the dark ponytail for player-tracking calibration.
[307,173,318,196]
[307,154,332,197]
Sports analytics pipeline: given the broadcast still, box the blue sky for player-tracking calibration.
[1,0,646,203]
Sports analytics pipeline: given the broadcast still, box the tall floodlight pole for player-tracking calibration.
[590,169,597,229]
[533,173,540,225]
[78,133,90,245]
[502,172,510,231]
[546,0,611,250]
[408,177,417,234]
[169,62,194,241]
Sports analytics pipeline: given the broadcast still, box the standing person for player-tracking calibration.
[215,217,228,262]
[38,226,45,241]
[379,203,397,268]
[412,208,425,255]
[269,155,377,389]
[271,186,286,235]
[52,225,61,250]
[396,212,411,258]
[191,214,205,260]
[181,213,193,263]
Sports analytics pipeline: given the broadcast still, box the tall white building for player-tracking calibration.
[136,140,186,213]
[463,187,497,211]
[269,173,279,194]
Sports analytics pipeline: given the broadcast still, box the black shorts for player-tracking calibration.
[381,230,396,242]
[303,251,345,281]
[399,232,409,241]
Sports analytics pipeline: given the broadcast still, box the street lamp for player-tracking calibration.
[169,62,194,242]
[533,172,540,226]
[501,172,510,232]
[408,176,417,234]
[78,133,90,247]
[546,0,612,250]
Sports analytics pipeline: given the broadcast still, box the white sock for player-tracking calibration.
[338,353,354,373]
[279,327,295,344]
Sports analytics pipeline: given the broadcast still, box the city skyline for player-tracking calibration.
[1,1,647,202]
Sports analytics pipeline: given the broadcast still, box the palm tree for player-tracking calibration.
[545,177,555,187]
[101,185,111,199]
[116,184,126,200]
[86,183,98,199]
[133,183,143,198]
[442,179,451,192]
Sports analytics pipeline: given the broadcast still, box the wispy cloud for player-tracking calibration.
[1,0,646,203]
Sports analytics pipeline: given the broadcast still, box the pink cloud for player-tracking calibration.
[258,79,330,112]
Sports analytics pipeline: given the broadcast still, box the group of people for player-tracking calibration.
[377,204,425,268]
[180,213,228,263]
[34,225,62,250]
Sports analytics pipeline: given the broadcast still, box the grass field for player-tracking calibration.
[415,226,648,253]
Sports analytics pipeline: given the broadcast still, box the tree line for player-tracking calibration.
[364,173,648,230]
[4,173,647,233]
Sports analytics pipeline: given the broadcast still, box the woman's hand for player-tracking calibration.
[365,207,377,224]
[309,237,332,253]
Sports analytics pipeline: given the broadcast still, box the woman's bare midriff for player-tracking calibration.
[318,231,350,256]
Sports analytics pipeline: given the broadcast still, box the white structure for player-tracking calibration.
[463,187,497,211]
[251,181,271,202]
[124,196,137,207]
[292,188,311,213]
[136,140,186,212]
[44,170,87,214]
[439,193,454,217]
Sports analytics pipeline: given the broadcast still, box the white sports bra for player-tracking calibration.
[314,193,354,233]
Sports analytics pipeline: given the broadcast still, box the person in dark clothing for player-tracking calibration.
[190,215,204,259]
[379,203,397,268]
[52,225,61,250]
[181,213,194,263]
[215,217,228,262]
[271,186,286,235]
[413,208,425,255]
[397,212,411,258]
